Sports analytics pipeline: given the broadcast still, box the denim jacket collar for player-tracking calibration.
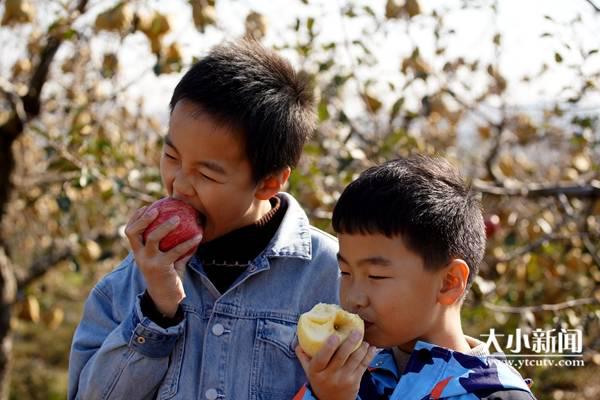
[187,192,313,277]
[260,192,312,261]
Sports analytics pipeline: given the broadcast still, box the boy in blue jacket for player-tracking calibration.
[68,39,339,399]
[294,156,535,400]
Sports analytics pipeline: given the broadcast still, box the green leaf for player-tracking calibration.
[306,17,315,33]
[363,6,376,16]
[317,99,329,122]
[322,42,336,51]
[333,74,352,87]
[493,33,501,46]
[318,59,334,72]
[554,52,563,63]
[390,97,405,121]
[63,28,78,40]
[47,158,79,173]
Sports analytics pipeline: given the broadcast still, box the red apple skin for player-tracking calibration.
[142,198,203,259]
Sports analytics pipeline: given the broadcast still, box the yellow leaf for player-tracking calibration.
[362,93,382,113]
[1,0,35,26]
[245,11,268,40]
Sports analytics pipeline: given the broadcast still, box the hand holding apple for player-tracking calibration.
[142,197,204,259]
[297,303,365,357]
[295,304,377,400]
[124,197,203,318]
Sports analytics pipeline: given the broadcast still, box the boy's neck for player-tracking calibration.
[242,198,276,227]
[403,309,471,353]
[254,198,276,221]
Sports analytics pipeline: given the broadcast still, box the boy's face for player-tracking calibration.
[160,100,267,242]
[338,233,444,350]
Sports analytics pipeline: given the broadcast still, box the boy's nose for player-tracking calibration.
[343,287,369,311]
[173,172,195,199]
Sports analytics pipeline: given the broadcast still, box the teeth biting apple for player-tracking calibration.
[297,303,364,357]
[142,197,204,260]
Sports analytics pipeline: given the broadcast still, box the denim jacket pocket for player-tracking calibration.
[155,317,187,399]
[251,318,305,400]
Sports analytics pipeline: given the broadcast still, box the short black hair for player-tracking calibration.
[332,155,485,290]
[169,39,315,182]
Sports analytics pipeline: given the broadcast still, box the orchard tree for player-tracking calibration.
[0,0,599,398]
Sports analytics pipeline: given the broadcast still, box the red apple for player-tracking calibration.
[484,214,500,239]
[142,198,203,259]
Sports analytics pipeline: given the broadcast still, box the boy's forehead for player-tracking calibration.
[338,232,415,259]
[165,104,251,168]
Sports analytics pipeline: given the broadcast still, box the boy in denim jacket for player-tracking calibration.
[68,40,339,400]
[294,156,535,400]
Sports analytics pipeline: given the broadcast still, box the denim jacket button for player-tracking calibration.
[211,324,225,336]
[135,336,146,344]
[205,388,218,400]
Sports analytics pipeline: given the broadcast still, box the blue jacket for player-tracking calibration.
[68,193,340,400]
[294,341,535,400]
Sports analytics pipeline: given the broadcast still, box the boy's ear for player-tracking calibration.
[255,167,291,200]
[437,259,469,306]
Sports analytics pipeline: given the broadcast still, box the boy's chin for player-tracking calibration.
[365,333,416,351]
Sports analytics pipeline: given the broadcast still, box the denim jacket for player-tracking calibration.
[68,193,340,400]
[294,341,535,400]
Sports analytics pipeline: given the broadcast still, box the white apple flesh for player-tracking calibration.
[297,303,364,357]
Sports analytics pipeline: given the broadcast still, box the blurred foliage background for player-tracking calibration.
[0,0,599,399]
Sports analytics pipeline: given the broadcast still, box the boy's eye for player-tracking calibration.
[164,152,177,160]
[340,271,351,277]
[368,275,388,280]
[200,173,218,183]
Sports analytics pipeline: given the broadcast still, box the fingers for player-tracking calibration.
[174,256,191,278]
[171,236,203,271]
[125,206,157,252]
[328,330,363,370]
[143,216,181,248]
[344,341,377,372]
[295,346,311,374]
[310,335,340,373]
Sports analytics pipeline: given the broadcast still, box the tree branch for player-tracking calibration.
[0,79,26,126]
[473,179,600,198]
[442,88,505,183]
[0,0,90,144]
[584,0,600,12]
[15,244,74,291]
[484,297,598,314]
[493,233,572,263]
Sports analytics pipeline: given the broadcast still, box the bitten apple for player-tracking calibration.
[297,303,364,357]
[142,197,203,259]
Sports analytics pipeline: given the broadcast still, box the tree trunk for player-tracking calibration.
[0,15,69,399]
[0,248,16,400]
[0,91,18,400]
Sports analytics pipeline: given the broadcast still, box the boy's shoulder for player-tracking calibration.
[274,192,338,256]
[308,224,337,243]
[93,253,145,295]
[383,342,535,400]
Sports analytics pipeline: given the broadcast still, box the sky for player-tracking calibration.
[2,0,600,119]
[105,0,600,119]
